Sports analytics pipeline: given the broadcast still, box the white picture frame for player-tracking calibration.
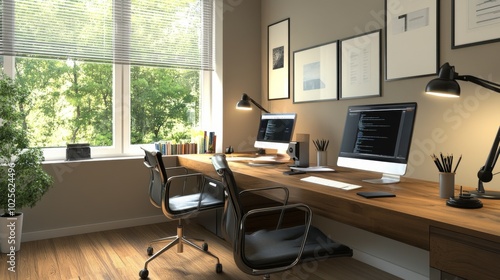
[340,30,381,99]
[453,0,500,48]
[293,41,338,103]
[385,0,439,80]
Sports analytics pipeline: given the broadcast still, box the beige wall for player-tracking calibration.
[21,156,178,239]
[224,0,500,188]
[222,0,262,152]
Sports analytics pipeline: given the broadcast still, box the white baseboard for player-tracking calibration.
[352,249,429,280]
[312,215,429,279]
[22,215,166,242]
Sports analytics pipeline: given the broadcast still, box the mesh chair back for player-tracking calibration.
[143,149,167,208]
[211,154,242,245]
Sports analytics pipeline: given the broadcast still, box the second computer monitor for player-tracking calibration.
[337,102,417,184]
[254,113,297,153]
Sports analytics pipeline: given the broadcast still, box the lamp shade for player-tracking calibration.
[235,93,270,113]
[236,93,252,110]
[425,78,460,97]
[425,62,460,98]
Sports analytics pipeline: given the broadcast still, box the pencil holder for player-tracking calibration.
[316,151,327,166]
[439,172,455,199]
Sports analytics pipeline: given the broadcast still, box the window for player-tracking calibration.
[130,66,201,145]
[0,0,218,160]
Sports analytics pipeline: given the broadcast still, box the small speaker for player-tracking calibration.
[287,141,309,167]
[287,142,299,160]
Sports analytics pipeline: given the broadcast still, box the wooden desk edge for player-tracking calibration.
[177,154,500,251]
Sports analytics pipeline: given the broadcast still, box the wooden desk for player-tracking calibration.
[177,154,500,279]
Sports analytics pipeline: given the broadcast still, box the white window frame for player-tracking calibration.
[2,0,223,161]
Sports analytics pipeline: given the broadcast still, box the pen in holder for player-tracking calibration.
[431,153,462,198]
[313,139,329,166]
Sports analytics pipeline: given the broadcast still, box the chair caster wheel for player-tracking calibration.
[147,246,153,256]
[139,269,149,279]
[202,242,208,251]
[216,263,223,273]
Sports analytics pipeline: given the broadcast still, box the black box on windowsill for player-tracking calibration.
[66,143,91,161]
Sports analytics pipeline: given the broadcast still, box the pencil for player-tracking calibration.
[432,154,445,172]
[313,139,329,151]
[440,153,446,171]
[453,154,462,173]
[431,155,443,172]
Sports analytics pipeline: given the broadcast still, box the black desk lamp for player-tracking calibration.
[425,62,500,199]
[236,93,270,113]
[425,62,500,97]
[235,93,270,155]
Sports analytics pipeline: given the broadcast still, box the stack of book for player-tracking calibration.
[154,131,217,155]
[202,131,217,153]
[154,142,198,155]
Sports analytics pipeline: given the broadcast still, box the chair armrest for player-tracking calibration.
[241,203,312,231]
[239,186,289,206]
[166,173,223,211]
[164,166,189,174]
[166,172,204,197]
[239,186,289,229]
[239,203,313,274]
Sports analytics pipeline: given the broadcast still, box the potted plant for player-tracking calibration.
[0,74,53,253]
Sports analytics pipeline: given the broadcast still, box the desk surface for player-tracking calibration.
[177,154,500,251]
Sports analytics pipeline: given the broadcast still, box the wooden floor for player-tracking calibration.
[0,221,401,280]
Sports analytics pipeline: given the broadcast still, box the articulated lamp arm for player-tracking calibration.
[425,63,500,198]
[236,93,270,113]
[458,75,500,94]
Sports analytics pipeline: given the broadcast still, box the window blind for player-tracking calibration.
[0,0,214,70]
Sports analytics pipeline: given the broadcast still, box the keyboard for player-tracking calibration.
[225,156,259,162]
[225,156,287,165]
[301,176,362,190]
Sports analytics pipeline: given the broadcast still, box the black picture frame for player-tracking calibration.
[385,0,440,80]
[268,18,290,100]
[452,0,500,49]
[339,30,381,100]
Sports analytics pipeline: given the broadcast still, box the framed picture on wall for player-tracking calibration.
[268,18,290,100]
[453,0,500,48]
[339,30,381,99]
[385,0,439,80]
[293,41,338,103]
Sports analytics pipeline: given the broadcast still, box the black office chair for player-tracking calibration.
[210,153,353,280]
[139,148,224,279]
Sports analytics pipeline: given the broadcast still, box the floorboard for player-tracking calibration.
[0,221,401,279]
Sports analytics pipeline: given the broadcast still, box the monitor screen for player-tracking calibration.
[337,102,417,184]
[254,113,296,152]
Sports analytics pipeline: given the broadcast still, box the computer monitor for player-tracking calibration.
[254,113,297,153]
[337,102,417,184]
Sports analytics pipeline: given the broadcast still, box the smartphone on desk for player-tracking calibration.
[357,191,396,198]
[283,170,306,175]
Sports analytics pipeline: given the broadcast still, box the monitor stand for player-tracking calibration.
[247,153,290,166]
[256,148,266,155]
[363,174,401,184]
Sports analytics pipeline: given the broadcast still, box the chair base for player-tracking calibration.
[139,221,222,279]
